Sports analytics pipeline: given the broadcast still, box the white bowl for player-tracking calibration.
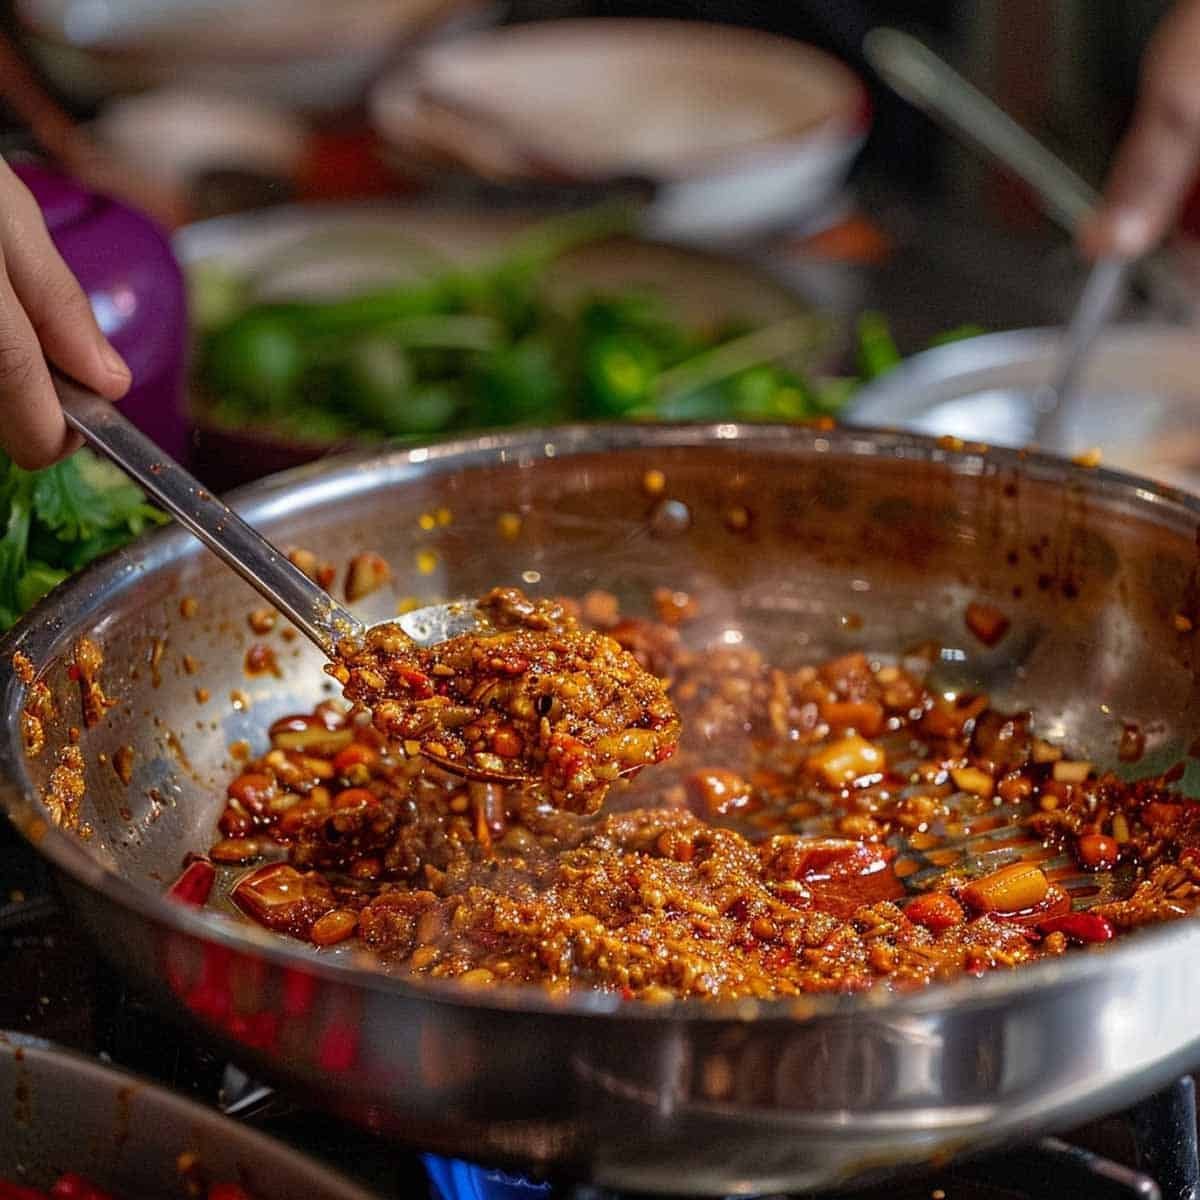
[18,0,493,113]
[370,19,868,241]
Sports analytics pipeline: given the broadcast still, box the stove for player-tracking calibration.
[3,828,1197,1200]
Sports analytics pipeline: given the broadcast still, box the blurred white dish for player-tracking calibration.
[93,89,307,188]
[370,19,868,241]
[17,0,493,113]
[848,325,1200,490]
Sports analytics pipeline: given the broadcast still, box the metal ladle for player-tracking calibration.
[54,373,515,780]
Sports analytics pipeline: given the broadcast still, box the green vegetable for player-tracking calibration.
[583,332,660,416]
[856,311,902,381]
[188,262,247,333]
[16,563,68,612]
[0,450,166,631]
[474,335,569,427]
[32,454,160,542]
[343,337,414,432]
[655,315,831,409]
[196,207,877,441]
[402,382,464,435]
[203,311,306,411]
[809,376,859,414]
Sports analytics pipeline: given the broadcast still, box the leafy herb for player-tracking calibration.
[855,311,903,381]
[0,450,165,631]
[195,211,845,442]
[193,211,985,442]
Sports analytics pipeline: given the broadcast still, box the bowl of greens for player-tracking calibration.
[178,204,866,488]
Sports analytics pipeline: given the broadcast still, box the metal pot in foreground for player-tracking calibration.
[4,424,1200,1194]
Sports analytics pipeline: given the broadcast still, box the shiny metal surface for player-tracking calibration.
[57,372,538,665]
[847,324,1200,486]
[5,424,1200,1194]
[0,1033,374,1199]
[56,371,358,656]
[1035,257,1131,449]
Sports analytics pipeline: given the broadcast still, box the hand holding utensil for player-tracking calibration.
[863,27,1193,323]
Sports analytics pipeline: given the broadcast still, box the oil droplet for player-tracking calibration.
[642,469,666,495]
[436,507,453,526]
[725,505,752,532]
[649,498,690,537]
[416,550,439,576]
[418,513,437,532]
[497,513,522,540]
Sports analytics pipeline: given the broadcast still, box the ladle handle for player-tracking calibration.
[55,373,364,656]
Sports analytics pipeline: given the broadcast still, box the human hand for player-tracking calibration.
[0,155,131,469]
[1083,0,1200,259]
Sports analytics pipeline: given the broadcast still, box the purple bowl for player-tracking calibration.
[15,161,189,462]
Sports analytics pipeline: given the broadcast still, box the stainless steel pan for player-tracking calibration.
[4,424,1200,1195]
[0,1032,375,1199]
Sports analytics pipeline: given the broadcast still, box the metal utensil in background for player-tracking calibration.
[1034,256,1131,450]
[862,27,1194,324]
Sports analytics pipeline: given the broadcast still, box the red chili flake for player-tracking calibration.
[1037,912,1115,943]
[392,666,434,697]
[166,858,216,907]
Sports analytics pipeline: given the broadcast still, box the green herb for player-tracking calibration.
[0,450,165,631]
[855,311,902,381]
[194,210,854,441]
[194,210,988,442]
